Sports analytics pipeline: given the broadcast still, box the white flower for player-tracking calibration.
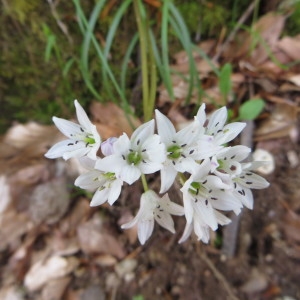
[96,120,166,185]
[231,161,270,209]
[196,104,246,146]
[155,109,217,193]
[121,190,184,245]
[179,210,231,243]
[45,100,101,160]
[179,158,242,242]
[74,158,123,206]
[210,145,251,176]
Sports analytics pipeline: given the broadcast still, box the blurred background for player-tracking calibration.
[0,0,300,299]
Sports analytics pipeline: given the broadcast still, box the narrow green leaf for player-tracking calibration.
[238,98,265,120]
[62,58,75,78]
[219,63,232,99]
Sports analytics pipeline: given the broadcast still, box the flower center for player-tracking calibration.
[127,151,142,165]
[188,181,201,195]
[84,136,96,145]
[167,145,182,159]
[103,172,116,180]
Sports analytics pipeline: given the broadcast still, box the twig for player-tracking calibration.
[197,245,240,300]
[213,0,257,61]
[47,0,73,45]
[221,121,254,258]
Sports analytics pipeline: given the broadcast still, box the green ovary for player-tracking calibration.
[127,151,142,165]
[104,172,116,180]
[84,136,96,144]
[217,159,224,169]
[188,181,201,195]
[167,145,182,159]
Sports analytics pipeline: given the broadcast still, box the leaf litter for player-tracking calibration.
[0,9,300,300]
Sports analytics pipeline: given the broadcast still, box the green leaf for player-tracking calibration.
[219,63,232,99]
[238,98,265,120]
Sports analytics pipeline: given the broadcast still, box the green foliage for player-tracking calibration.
[238,98,265,121]
[285,1,300,36]
[132,295,144,300]
[219,63,232,103]
[200,3,229,37]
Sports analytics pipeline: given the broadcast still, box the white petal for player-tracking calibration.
[108,180,123,205]
[214,210,231,225]
[233,185,253,209]
[178,222,193,243]
[113,134,130,155]
[95,155,125,173]
[45,139,89,160]
[196,103,206,127]
[214,122,246,145]
[205,175,231,190]
[160,162,177,193]
[139,160,163,174]
[209,190,242,211]
[154,212,175,233]
[206,106,227,135]
[63,148,90,160]
[138,219,154,245]
[218,145,251,162]
[131,120,155,147]
[175,156,198,174]
[193,199,218,230]
[191,158,211,181]
[160,194,184,216]
[155,110,176,144]
[182,192,194,224]
[176,120,201,145]
[142,134,166,163]
[120,164,141,184]
[194,220,210,243]
[74,170,105,190]
[52,117,83,138]
[90,189,109,206]
[74,99,93,130]
[238,172,270,189]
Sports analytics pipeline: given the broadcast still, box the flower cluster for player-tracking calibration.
[45,100,269,245]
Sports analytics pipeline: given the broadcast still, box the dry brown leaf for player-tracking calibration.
[236,13,286,64]
[59,198,90,235]
[255,102,298,140]
[279,83,300,92]
[287,74,300,87]
[77,214,126,259]
[28,177,71,225]
[41,276,71,300]
[90,102,140,139]
[0,175,11,214]
[94,254,117,267]
[173,39,216,64]
[0,286,24,300]
[24,255,79,292]
[0,209,33,252]
[277,36,300,60]
[283,213,300,244]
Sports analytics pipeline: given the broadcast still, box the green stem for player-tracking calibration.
[141,174,149,192]
[134,0,149,120]
[178,172,187,186]
[133,0,157,122]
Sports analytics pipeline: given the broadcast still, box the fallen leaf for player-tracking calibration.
[77,214,125,259]
[277,36,300,61]
[24,255,79,292]
[90,102,140,139]
[41,276,71,300]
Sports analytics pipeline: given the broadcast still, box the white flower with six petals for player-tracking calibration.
[121,190,184,244]
[45,100,101,160]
